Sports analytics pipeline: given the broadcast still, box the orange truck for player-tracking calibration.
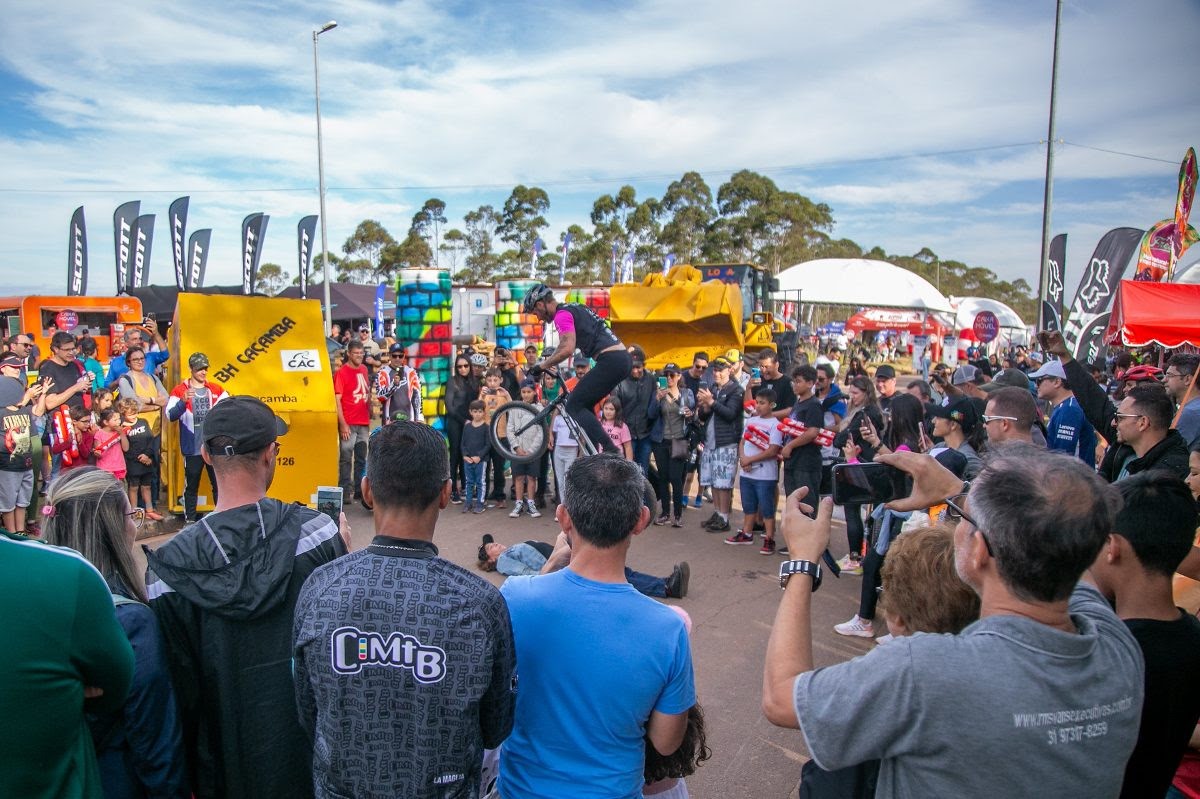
[0,295,146,376]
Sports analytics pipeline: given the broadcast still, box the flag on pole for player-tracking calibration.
[297,215,318,299]
[67,206,87,296]
[621,251,634,283]
[1168,147,1197,281]
[530,237,544,279]
[559,233,572,283]
[610,243,618,284]
[169,197,189,291]
[374,283,386,336]
[662,252,676,276]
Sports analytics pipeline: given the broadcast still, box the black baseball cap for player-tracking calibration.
[478,534,495,563]
[188,352,209,371]
[203,396,288,455]
[875,365,896,380]
[388,342,407,354]
[662,362,682,374]
[928,396,980,433]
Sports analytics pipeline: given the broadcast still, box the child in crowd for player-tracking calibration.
[479,367,512,508]
[509,381,543,519]
[52,405,95,473]
[549,409,579,505]
[0,375,48,535]
[92,408,129,482]
[728,389,783,553]
[600,397,634,460]
[119,398,162,520]
[461,400,490,514]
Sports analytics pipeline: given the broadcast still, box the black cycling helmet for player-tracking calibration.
[522,283,555,314]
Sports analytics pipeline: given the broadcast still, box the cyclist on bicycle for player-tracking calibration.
[523,283,630,454]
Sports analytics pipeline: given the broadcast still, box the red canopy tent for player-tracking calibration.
[844,308,948,336]
[1105,280,1200,348]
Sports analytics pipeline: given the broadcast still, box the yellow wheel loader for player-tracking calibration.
[608,263,782,369]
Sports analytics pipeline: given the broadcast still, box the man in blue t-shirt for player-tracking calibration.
[1031,359,1096,467]
[499,454,695,799]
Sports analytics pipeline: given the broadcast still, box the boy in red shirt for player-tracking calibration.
[334,341,371,499]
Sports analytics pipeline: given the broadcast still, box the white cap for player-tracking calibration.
[1028,360,1067,381]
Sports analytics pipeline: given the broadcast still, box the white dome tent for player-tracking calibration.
[774,258,953,312]
[950,296,1029,352]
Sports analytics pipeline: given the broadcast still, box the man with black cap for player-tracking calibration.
[145,396,348,799]
[873,365,897,413]
[166,352,227,521]
[377,342,424,423]
[613,354,658,476]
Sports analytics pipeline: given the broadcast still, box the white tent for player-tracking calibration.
[775,258,953,312]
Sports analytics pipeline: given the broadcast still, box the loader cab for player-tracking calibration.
[696,263,777,320]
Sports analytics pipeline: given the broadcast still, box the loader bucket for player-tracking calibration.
[609,278,744,370]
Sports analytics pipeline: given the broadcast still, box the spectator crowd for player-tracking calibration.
[4,312,1200,799]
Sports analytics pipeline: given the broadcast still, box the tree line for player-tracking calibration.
[253,169,1035,322]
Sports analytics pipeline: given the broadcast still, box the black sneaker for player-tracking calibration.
[666,562,690,599]
[709,516,731,533]
[450,491,463,505]
[701,512,721,529]
[778,545,790,556]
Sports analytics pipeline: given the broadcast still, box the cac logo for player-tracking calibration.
[281,349,321,372]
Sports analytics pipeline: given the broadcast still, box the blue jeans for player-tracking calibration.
[625,567,667,598]
[632,437,653,475]
[463,460,486,505]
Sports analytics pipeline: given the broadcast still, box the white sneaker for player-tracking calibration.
[509,505,523,518]
[526,499,542,518]
[834,615,875,638]
[875,633,895,645]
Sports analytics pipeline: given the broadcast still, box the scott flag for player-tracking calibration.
[113,201,140,293]
[241,213,269,294]
[68,206,88,296]
[1040,233,1066,331]
[1062,227,1142,358]
[297,215,318,299]
[187,229,212,290]
[169,197,189,291]
[130,214,155,290]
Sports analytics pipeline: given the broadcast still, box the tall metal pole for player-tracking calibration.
[1036,0,1063,331]
[313,21,337,335]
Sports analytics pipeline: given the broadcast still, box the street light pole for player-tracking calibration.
[312,20,338,335]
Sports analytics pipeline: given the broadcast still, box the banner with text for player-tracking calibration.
[169,197,190,291]
[1170,147,1197,281]
[374,283,386,334]
[241,213,269,294]
[1040,233,1066,331]
[112,200,140,294]
[187,228,212,290]
[68,206,88,296]
[130,214,155,290]
[1062,227,1142,358]
[297,215,318,299]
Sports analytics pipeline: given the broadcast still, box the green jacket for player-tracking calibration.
[0,530,134,798]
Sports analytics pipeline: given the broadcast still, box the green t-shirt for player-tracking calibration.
[0,531,134,798]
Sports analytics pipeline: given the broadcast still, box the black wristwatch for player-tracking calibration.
[779,560,822,591]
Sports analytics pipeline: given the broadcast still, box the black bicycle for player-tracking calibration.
[489,368,602,463]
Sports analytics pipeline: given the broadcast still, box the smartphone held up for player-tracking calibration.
[830,462,906,506]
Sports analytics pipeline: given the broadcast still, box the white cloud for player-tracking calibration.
[0,0,1196,295]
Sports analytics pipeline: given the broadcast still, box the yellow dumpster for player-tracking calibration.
[163,293,337,513]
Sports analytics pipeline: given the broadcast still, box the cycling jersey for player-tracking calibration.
[552,304,620,359]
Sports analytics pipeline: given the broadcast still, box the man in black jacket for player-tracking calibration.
[146,397,348,799]
[696,356,744,532]
[613,355,657,476]
[1100,384,1189,483]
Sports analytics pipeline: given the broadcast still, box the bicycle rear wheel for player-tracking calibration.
[490,402,550,463]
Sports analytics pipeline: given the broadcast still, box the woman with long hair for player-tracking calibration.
[445,354,478,504]
[844,356,869,384]
[43,467,186,798]
[835,392,931,640]
[831,376,885,573]
[649,365,696,527]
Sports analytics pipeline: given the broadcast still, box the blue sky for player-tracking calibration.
[0,0,1196,305]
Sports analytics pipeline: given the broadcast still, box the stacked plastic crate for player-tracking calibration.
[394,269,452,431]
[564,286,611,321]
[495,280,545,363]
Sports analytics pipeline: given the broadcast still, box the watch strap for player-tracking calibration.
[779,559,822,592]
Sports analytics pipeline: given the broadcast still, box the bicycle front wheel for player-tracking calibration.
[489,402,549,463]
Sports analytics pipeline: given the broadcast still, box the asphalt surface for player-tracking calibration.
[141,490,874,799]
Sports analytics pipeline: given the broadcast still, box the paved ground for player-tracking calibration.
[141,491,876,799]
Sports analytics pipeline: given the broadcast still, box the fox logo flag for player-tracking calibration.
[1062,227,1142,358]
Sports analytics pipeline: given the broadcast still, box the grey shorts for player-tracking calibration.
[700,444,738,490]
[0,470,34,513]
